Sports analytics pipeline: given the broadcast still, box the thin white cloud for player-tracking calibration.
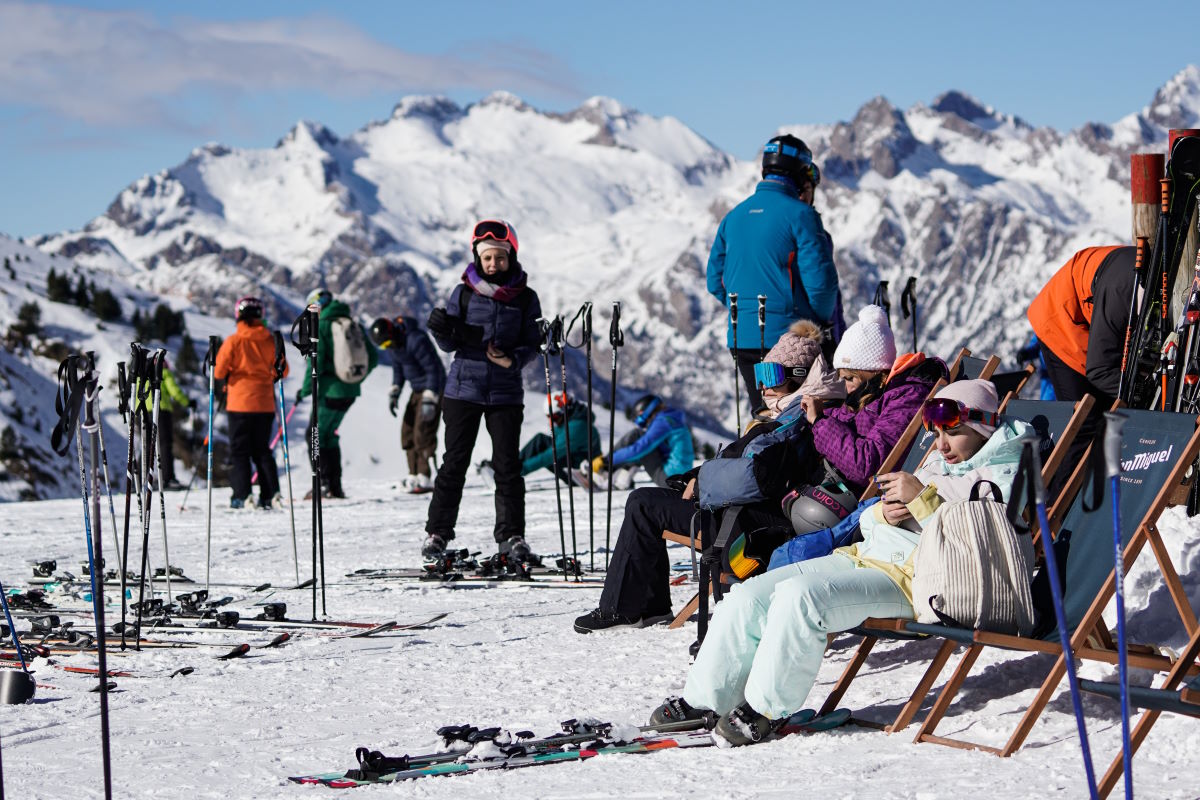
[0,2,578,128]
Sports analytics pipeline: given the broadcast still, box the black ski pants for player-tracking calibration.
[733,349,765,414]
[157,409,177,483]
[426,398,524,544]
[598,487,781,619]
[228,411,278,504]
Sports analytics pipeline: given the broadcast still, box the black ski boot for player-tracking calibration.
[648,696,713,728]
[713,702,782,746]
[325,445,345,498]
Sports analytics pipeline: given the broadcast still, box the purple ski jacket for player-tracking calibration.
[811,356,948,487]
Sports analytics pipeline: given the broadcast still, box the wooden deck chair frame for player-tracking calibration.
[883,409,1200,760]
[815,394,1095,730]
[664,348,976,630]
[1080,620,1200,797]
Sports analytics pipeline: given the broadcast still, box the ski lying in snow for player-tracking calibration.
[288,709,851,786]
[329,612,449,639]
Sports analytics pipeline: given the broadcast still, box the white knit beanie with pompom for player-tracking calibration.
[833,305,897,371]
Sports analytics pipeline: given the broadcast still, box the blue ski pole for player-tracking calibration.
[1025,432,1099,799]
[1103,411,1133,800]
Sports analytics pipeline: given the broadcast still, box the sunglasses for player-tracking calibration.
[921,398,999,433]
[753,361,809,389]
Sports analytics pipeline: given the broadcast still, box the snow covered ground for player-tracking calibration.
[2,433,1199,798]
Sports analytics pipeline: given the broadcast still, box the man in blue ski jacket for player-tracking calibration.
[707,134,841,411]
[577,394,694,490]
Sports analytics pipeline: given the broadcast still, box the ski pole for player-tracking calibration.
[132,345,158,649]
[274,330,300,586]
[292,304,324,618]
[538,318,570,577]
[553,317,580,579]
[0,577,32,674]
[901,276,918,353]
[116,360,134,650]
[756,295,766,399]
[1103,411,1133,800]
[605,302,623,569]
[566,303,595,570]
[1024,432,1099,799]
[79,356,114,800]
[149,349,174,606]
[873,280,891,326]
[89,358,122,574]
[729,293,740,434]
[203,336,218,594]
[178,398,201,511]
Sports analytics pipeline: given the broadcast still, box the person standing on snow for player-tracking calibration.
[707,134,841,412]
[294,288,379,500]
[422,219,543,561]
[136,358,194,491]
[575,394,694,492]
[369,315,446,494]
[214,297,288,509]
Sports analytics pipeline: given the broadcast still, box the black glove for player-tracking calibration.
[1016,344,1040,364]
[188,397,197,410]
[295,391,304,406]
[427,307,485,346]
[388,386,400,417]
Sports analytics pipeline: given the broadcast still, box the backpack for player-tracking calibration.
[329,317,371,384]
[910,480,1036,635]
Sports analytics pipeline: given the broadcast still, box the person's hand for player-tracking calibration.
[876,471,923,505]
[486,343,513,368]
[681,477,697,501]
[800,395,824,424]
[426,307,454,340]
[388,386,401,417]
[188,398,197,410]
[294,391,304,406]
[420,390,439,421]
[881,499,913,525]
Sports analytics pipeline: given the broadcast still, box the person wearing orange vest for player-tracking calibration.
[1026,245,1135,405]
[214,296,289,509]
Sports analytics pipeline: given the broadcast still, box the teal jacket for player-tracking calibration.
[522,404,602,476]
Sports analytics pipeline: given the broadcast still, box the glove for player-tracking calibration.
[388,386,401,417]
[592,455,609,474]
[188,398,197,410]
[419,390,439,421]
[428,307,485,346]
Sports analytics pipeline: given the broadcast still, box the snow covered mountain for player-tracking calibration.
[5,66,1200,499]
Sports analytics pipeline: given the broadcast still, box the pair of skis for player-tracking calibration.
[289,708,851,786]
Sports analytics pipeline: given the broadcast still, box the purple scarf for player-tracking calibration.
[462,262,528,303]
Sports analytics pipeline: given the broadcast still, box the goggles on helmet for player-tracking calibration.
[753,361,809,390]
[306,289,332,309]
[921,398,999,433]
[763,140,820,187]
[472,219,519,254]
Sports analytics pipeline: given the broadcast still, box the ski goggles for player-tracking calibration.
[921,398,999,433]
[753,361,809,389]
[472,219,519,252]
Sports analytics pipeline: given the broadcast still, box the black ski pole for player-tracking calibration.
[538,317,570,576]
[729,293,740,434]
[79,355,114,800]
[132,344,157,649]
[292,305,324,618]
[89,355,121,580]
[605,302,623,569]
[873,280,891,326]
[203,335,218,593]
[116,360,133,650]
[901,276,918,353]
[552,316,580,579]
[566,303,595,570]
[756,295,766,399]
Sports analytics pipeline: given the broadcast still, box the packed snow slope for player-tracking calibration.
[20,65,1200,437]
[1,462,1198,799]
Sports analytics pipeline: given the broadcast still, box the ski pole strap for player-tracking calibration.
[537,317,560,355]
[50,354,86,456]
[550,315,565,351]
[150,349,165,390]
[81,357,101,434]
[873,281,891,321]
[609,302,624,348]
[901,277,917,319]
[273,330,287,381]
[564,302,592,349]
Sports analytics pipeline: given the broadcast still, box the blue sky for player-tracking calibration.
[0,0,1195,238]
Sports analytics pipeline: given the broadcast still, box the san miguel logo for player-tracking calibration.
[1122,444,1173,472]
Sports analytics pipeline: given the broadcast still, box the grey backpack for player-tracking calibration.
[329,317,370,384]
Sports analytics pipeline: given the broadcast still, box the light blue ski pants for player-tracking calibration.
[682,552,914,719]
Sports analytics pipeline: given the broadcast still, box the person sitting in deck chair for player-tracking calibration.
[647,380,1030,746]
[574,307,942,634]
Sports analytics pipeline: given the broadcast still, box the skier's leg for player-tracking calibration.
[248,412,279,505]
[484,403,525,543]
[227,411,253,503]
[598,487,693,618]
[426,398,483,538]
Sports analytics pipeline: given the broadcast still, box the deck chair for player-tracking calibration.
[875,407,1200,759]
[664,351,975,631]
[816,395,1095,730]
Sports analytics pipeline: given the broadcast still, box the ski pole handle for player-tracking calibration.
[729,293,738,315]
[609,302,623,348]
[116,362,129,420]
[1104,412,1128,480]
[757,295,766,326]
[1021,431,1047,505]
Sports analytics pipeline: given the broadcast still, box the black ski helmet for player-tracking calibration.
[369,316,406,350]
[627,394,663,426]
[762,134,819,188]
[235,296,264,322]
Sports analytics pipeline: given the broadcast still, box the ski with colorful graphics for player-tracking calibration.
[287,708,851,787]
